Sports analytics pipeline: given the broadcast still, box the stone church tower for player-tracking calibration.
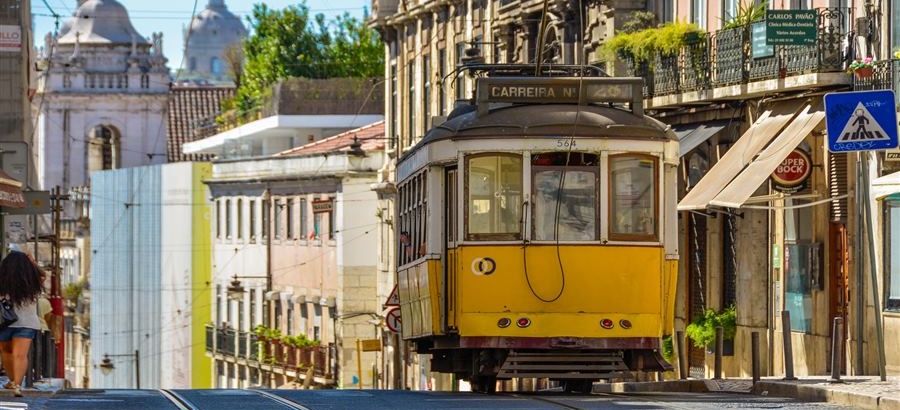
[182,0,246,84]
[34,0,170,191]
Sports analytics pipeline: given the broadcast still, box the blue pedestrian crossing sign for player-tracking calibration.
[824,90,899,152]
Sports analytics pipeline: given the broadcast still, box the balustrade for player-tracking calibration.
[626,8,846,100]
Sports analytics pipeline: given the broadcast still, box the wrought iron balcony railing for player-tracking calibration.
[623,7,847,101]
[852,59,900,95]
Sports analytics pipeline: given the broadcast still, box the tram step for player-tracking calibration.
[497,351,631,380]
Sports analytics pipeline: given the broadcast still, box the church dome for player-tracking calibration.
[57,0,148,45]
[183,0,247,83]
[186,0,246,49]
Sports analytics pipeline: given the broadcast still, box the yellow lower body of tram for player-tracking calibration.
[397,243,677,391]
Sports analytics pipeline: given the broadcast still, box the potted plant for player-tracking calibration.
[685,305,736,355]
[848,57,876,78]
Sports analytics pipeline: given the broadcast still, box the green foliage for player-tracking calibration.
[230,2,384,117]
[722,1,768,30]
[621,10,658,34]
[601,21,705,64]
[282,334,321,348]
[253,324,282,340]
[63,280,83,302]
[685,305,736,349]
[661,335,674,362]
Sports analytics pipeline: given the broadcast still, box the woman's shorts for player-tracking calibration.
[0,327,37,342]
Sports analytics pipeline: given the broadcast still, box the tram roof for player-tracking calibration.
[409,103,674,154]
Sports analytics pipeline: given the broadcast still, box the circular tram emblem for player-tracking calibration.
[771,149,811,192]
[470,257,497,276]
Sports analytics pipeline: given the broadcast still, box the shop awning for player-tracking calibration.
[677,100,804,211]
[674,120,732,157]
[0,169,25,209]
[708,104,825,208]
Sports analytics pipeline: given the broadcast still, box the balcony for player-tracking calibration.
[205,324,336,386]
[851,59,900,93]
[622,7,850,109]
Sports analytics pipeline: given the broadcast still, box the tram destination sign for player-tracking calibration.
[765,10,817,45]
[477,77,644,115]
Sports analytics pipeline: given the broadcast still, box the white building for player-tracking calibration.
[90,162,213,389]
[34,0,169,191]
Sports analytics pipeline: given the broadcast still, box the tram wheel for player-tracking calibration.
[470,376,497,394]
[562,380,594,394]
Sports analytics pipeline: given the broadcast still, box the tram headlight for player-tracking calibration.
[497,318,511,328]
[599,319,614,329]
[619,319,632,329]
[516,318,531,328]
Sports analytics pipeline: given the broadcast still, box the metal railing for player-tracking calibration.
[205,324,335,383]
[852,59,900,93]
[623,7,847,99]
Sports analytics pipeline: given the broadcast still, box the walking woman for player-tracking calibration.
[0,251,44,397]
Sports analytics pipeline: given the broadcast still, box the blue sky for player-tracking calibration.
[32,0,368,71]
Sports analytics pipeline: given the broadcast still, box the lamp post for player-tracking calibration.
[346,137,367,169]
[99,350,140,389]
[226,274,269,301]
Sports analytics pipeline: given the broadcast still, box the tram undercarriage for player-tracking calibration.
[423,337,673,393]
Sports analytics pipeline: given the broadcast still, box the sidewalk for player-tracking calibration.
[593,376,900,410]
[0,377,64,398]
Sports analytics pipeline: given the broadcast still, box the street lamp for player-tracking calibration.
[226,274,269,301]
[347,136,367,168]
[99,350,140,389]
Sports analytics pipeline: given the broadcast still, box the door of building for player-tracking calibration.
[828,222,849,374]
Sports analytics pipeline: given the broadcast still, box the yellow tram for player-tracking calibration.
[395,65,679,392]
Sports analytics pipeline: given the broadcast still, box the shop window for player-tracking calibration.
[465,154,522,240]
[531,153,598,241]
[884,196,900,311]
[784,198,819,332]
[609,154,658,241]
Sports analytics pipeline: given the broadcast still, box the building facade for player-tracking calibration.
[204,122,387,389]
[90,162,213,389]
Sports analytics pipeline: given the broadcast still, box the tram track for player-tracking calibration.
[161,388,309,410]
[504,391,701,410]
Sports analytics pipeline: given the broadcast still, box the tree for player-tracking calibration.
[230,2,384,114]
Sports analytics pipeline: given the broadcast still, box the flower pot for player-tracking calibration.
[854,66,874,79]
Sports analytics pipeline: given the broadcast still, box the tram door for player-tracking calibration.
[444,167,458,331]
[686,213,708,378]
[828,222,849,373]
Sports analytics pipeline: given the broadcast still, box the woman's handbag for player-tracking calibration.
[0,298,17,330]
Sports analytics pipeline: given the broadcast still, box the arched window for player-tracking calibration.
[189,57,197,72]
[211,57,223,75]
[87,125,119,176]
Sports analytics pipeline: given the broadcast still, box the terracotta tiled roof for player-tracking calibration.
[276,120,385,157]
[167,85,234,162]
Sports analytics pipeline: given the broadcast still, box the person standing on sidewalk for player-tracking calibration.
[0,251,44,397]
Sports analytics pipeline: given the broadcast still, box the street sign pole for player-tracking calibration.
[860,152,887,381]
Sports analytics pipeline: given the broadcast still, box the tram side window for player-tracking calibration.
[466,154,522,240]
[532,153,599,241]
[609,154,658,241]
[398,171,428,266]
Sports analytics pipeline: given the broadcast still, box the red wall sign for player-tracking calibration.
[771,149,811,188]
